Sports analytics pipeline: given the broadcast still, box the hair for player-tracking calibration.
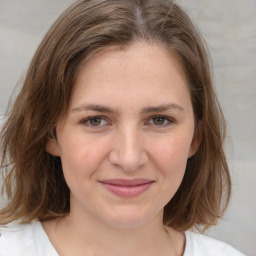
[0,0,231,231]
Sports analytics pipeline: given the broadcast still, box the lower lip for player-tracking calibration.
[100,182,154,198]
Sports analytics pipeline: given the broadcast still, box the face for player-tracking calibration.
[47,42,199,229]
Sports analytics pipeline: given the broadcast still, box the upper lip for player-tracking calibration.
[99,179,154,186]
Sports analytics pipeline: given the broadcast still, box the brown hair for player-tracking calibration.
[0,0,231,231]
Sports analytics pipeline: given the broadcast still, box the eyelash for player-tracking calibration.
[80,115,175,128]
[145,115,175,128]
[81,116,109,128]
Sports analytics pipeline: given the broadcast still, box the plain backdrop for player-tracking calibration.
[0,0,255,255]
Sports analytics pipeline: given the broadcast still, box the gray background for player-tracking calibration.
[0,0,255,255]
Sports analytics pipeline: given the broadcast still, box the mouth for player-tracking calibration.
[99,179,155,198]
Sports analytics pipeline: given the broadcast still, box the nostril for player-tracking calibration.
[109,148,148,172]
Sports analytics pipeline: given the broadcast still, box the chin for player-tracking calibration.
[102,208,159,229]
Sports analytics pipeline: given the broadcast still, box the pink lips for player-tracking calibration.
[99,179,154,198]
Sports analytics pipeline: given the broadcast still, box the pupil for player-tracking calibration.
[90,118,101,126]
[153,117,164,125]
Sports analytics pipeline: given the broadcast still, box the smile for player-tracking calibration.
[99,179,155,198]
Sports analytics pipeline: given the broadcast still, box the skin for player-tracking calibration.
[44,41,200,256]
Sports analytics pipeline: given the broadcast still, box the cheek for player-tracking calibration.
[59,137,110,184]
[150,134,192,177]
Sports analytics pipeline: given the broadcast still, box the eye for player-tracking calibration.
[146,116,174,127]
[81,116,108,127]
[152,116,166,125]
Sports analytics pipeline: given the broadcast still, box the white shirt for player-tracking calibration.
[0,221,245,256]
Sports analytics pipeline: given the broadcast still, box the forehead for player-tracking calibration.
[78,42,187,84]
[69,42,191,111]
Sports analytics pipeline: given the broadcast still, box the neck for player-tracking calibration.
[48,209,181,256]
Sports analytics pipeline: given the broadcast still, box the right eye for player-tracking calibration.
[81,116,108,127]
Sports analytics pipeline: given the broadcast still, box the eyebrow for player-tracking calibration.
[71,104,117,113]
[141,103,184,114]
[71,103,184,114]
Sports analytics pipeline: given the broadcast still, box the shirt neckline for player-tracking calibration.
[35,221,191,256]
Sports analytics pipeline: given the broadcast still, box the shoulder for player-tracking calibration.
[184,231,246,256]
[0,221,58,256]
[0,222,38,255]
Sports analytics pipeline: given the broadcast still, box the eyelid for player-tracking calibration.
[145,115,176,127]
[80,115,176,129]
[80,115,111,127]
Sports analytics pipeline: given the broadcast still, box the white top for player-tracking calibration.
[0,221,245,256]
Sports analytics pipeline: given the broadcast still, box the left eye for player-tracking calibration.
[147,116,173,126]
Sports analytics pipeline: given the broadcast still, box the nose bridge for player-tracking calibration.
[122,125,140,158]
[109,123,148,171]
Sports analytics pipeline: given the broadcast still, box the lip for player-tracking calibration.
[99,179,155,198]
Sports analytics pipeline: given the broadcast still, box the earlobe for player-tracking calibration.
[46,138,60,157]
[188,122,202,158]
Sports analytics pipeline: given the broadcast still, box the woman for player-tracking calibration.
[0,0,245,255]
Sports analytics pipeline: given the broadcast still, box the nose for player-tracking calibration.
[108,126,148,172]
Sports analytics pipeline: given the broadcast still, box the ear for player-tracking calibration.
[188,122,202,158]
[46,138,60,157]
